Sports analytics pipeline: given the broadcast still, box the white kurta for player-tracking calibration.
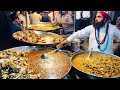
[76,11,91,19]
[76,11,81,19]
[82,11,91,18]
[29,12,42,24]
[67,23,120,54]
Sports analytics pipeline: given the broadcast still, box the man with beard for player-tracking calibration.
[56,11,120,54]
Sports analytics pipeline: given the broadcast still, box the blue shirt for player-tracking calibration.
[10,23,22,34]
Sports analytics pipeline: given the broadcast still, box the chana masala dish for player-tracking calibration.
[0,48,71,79]
[72,52,120,78]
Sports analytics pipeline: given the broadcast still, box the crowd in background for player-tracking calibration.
[0,11,120,54]
[0,11,74,50]
[8,11,74,35]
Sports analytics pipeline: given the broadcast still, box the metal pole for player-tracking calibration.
[74,11,76,33]
[25,11,28,30]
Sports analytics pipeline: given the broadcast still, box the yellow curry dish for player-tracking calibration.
[72,52,120,78]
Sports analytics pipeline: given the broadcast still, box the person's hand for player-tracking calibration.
[56,43,64,49]
[18,20,23,24]
[56,39,70,49]
[58,22,65,24]
[56,21,62,25]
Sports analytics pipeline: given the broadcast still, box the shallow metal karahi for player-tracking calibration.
[12,30,64,46]
[31,22,55,26]
[0,46,72,79]
[71,51,120,79]
[28,22,61,31]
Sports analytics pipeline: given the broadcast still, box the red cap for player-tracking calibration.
[98,11,110,18]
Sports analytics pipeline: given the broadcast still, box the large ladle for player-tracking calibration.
[41,48,60,59]
[86,48,93,60]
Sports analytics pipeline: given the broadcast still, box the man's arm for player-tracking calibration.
[61,22,73,24]
[56,39,70,49]
[56,25,92,49]
[67,25,92,42]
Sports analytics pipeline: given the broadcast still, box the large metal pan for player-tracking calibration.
[0,46,71,79]
[28,22,61,31]
[12,30,64,46]
[30,22,56,27]
[71,51,120,79]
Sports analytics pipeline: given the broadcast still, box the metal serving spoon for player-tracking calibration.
[41,48,60,59]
